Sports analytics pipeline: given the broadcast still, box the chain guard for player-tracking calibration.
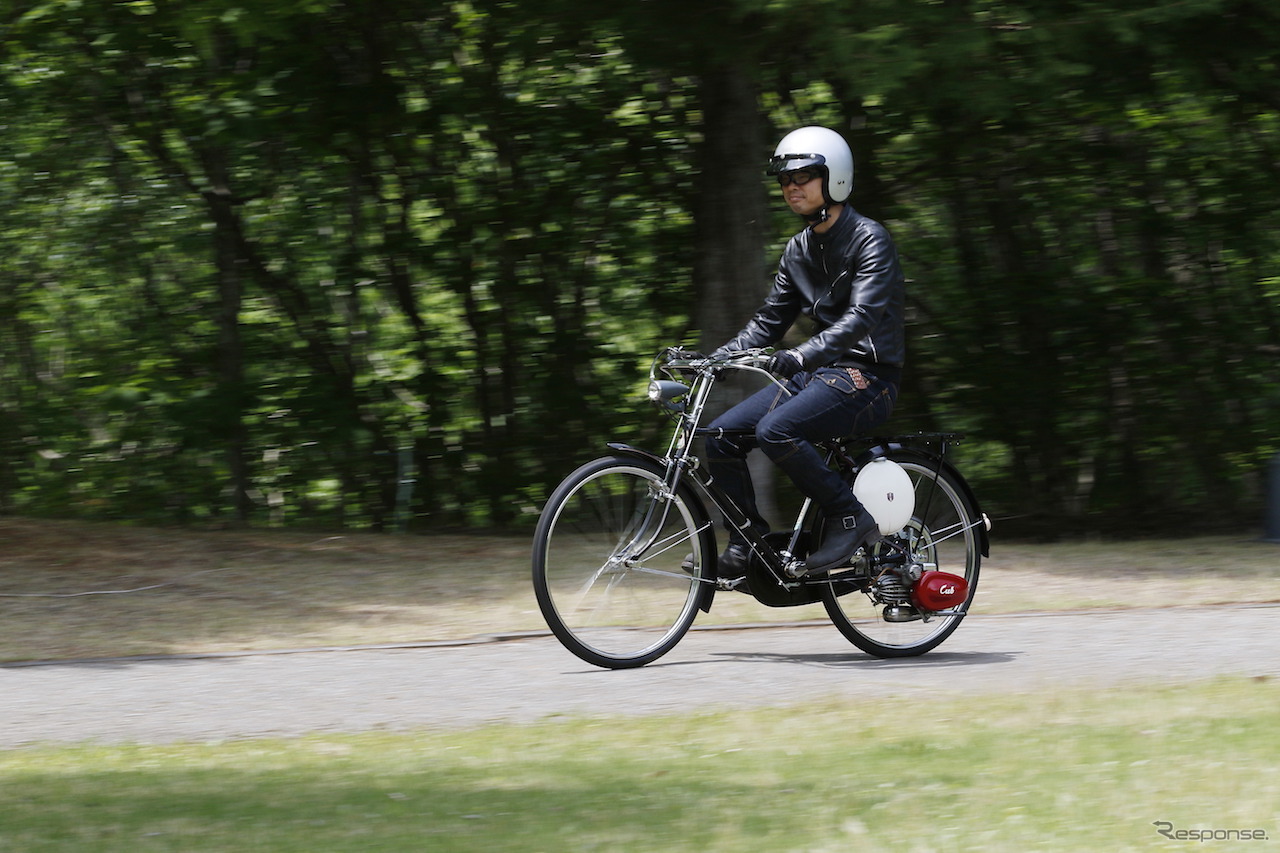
[744,532,827,607]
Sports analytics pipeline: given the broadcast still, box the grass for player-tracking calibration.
[1,677,1276,851]
[0,516,1277,662]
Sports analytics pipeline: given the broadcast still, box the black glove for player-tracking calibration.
[766,351,803,379]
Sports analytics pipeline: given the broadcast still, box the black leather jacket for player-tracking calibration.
[719,206,905,380]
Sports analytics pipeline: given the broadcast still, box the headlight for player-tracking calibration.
[647,380,689,412]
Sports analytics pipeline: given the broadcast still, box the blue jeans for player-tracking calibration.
[704,367,898,543]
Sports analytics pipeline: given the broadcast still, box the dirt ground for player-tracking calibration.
[1,517,1276,662]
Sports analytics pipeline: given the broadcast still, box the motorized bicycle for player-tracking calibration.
[532,347,991,669]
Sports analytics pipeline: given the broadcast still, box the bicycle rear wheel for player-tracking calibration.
[822,451,981,657]
[532,455,714,669]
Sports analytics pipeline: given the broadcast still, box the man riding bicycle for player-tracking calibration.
[704,125,906,578]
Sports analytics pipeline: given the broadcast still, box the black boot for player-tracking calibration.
[682,541,750,580]
[715,542,750,580]
[804,508,882,573]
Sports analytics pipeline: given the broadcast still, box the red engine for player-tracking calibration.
[910,570,969,611]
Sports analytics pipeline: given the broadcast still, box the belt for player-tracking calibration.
[832,359,902,385]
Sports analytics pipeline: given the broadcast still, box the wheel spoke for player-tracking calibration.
[532,457,710,669]
[628,519,710,564]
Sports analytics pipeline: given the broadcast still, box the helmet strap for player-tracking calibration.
[804,206,829,225]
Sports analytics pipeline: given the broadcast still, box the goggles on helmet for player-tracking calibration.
[767,152,827,176]
[775,169,821,187]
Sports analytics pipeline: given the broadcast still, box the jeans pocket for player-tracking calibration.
[850,386,896,435]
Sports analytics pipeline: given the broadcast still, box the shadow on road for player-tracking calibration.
[704,649,1021,670]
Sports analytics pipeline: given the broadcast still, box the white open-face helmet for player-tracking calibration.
[767,126,854,204]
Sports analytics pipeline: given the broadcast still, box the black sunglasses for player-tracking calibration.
[776,169,819,187]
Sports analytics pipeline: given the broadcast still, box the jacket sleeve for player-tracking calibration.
[791,221,900,369]
[714,264,803,354]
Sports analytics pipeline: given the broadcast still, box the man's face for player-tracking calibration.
[777,168,825,217]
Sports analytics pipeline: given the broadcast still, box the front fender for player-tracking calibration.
[605,442,667,469]
[605,443,717,612]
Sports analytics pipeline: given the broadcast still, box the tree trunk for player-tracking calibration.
[694,63,769,353]
[692,63,780,524]
[203,158,254,526]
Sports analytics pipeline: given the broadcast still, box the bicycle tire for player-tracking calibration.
[532,454,714,669]
[821,450,982,658]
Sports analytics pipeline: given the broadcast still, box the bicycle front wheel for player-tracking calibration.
[822,451,982,658]
[532,454,714,669]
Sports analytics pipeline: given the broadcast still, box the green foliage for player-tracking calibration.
[1,1,699,528]
[1,0,1277,532]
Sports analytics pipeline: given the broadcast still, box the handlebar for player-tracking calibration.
[660,346,773,372]
[647,345,794,421]
[652,346,791,395]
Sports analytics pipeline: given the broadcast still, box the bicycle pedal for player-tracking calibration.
[717,576,750,593]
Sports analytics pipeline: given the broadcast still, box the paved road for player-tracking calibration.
[3,605,1276,747]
